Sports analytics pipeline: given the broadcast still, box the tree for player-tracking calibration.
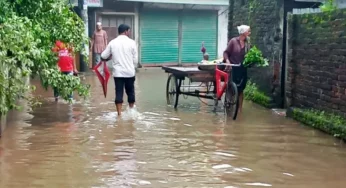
[0,0,89,115]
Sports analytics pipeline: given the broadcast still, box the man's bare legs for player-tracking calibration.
[238,92,244,114]
[116,103,135,116]
[116,103,123,116]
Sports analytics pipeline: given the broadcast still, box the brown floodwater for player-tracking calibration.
[1,68,346,188]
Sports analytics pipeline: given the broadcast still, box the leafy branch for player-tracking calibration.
[320,0,337,12]
[0,0,90,115]
[243,46,269,68]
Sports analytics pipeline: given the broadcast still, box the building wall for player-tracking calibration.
[118,0,228,6]
[293,0,346,14]
[229,0,284,105]
[70,0,104,7]
[218,6,229,58]
[0,115,6,137]
[286,10,346,117]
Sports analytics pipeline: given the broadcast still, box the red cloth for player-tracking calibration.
[57,49,74,72]
[94,61,111,98]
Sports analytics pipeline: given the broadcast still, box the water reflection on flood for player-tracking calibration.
[1,68,346,188]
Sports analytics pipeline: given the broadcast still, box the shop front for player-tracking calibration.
[139,9,218,65]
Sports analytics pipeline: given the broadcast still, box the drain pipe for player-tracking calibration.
[280,2,288,108]
[78,0,89,72]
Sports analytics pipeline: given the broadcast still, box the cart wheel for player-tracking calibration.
[224,81,239,120]
[166,74,178,107]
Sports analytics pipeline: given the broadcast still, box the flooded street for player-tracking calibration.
[1,68,346,188]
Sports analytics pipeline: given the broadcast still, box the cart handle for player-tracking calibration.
[223,63,241,67]
[215,63,241,74]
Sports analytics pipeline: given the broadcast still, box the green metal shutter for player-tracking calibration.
[140,10,179,64]
[181,11,217,63]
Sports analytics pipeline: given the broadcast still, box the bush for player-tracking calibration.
[290,108,346,140]
[244,80,271,107]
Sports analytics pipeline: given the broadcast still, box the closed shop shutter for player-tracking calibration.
[140,10,179,64]
[181,11,217,63]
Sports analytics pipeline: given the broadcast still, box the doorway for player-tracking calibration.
[100,14,135,42]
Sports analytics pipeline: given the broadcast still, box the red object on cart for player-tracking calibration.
[94,61,111,98]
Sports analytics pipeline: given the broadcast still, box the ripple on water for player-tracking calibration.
[283,173,294,177]
[94,107,144,123]
[244,183,272,187]
[212,164,232,169]
[214,152,236,157]
[143,112,161,116]
[168,117,181,121]
[138,180,151,185]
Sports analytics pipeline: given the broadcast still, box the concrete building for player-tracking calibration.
[293,0,346,14]
[86,0,229,66]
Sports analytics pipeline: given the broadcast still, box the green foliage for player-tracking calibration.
[292,108,346,140]
[0,0,89,115]
[248,0,260,27]
[246,0,262,43]
[243,46,269,68]
[244,80,271,107]
[320,0,337,12]
[0,15,40,114]
[309,0,338,24]
[248,0,260,16]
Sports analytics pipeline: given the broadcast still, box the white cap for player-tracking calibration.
[96,22,102,26]
[237,25,250,35]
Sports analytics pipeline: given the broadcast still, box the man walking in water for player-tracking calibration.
[101,24,138,116]
[91,22,108,68]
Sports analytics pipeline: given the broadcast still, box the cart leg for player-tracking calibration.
[213,99,218,112]
[212,81,217,94]
[174,78,182,109]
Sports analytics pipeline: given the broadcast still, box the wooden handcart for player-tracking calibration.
[162,64,240,120]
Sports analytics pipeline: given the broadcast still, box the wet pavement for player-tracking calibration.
[1,68,346,188]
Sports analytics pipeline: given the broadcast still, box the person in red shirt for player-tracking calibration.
[52,41,78,102]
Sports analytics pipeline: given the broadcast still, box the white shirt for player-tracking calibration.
[101,35,138,78]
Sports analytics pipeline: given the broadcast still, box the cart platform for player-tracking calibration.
[162,66,214,82]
